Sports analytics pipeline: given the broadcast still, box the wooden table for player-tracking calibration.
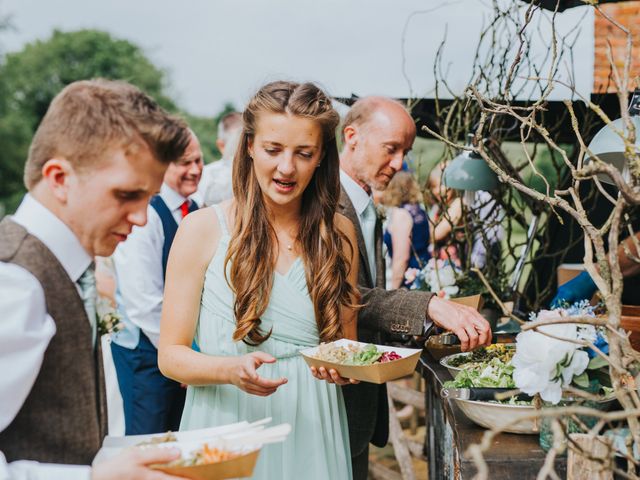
[418,351,567,479]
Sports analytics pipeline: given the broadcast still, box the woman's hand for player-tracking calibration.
[310,366,359,386]
[228,352,288,396]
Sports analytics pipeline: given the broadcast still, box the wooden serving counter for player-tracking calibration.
[418,351,567,479]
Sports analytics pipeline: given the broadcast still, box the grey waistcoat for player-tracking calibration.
[0,217,107,465]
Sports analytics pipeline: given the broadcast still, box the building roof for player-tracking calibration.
[529,0,629,12]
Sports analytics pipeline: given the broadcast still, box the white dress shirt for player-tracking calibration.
[340,170,378,280]
[112,183,194,349]
[197,158,233,206]
[340,170,373,235]
[0,194,92,478]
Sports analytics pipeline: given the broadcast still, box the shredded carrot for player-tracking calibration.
[198,444,239,464]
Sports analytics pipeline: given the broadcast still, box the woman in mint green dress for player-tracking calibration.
[158,81,360,479]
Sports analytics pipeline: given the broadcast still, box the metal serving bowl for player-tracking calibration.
[439,344,516,378]
[451,398,539,434]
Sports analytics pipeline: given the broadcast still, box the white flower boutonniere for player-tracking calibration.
[96,298,124,336]
[375,204,387,223]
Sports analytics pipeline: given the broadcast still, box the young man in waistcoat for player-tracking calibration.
[110,131,203,435]
[0,79,191,479]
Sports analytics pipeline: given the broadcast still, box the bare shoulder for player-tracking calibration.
[391,207,413,228]
[173,205,223,266]
[179,205,219,238]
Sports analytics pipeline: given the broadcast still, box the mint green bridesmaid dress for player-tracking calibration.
[180,205,352,479]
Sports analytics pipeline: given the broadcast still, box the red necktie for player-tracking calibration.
[180,200,190,219]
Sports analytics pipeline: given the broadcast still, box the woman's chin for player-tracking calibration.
[263,190,301,207]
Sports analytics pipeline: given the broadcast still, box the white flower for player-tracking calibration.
[404,268,419,284]
[512,314,593,404]
[561,350,589,385]
[440,285,460,298]
[420,259,460,298]
[96,299,123,336]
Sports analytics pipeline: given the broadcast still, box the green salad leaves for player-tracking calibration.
[444,358,516,389]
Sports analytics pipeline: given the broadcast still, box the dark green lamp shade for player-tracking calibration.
[443,151,499,191]
[585,116,640,185]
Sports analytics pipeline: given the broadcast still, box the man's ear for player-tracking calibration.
[215,138,225,155]
[41,158,74,203]
[343,125,358,150]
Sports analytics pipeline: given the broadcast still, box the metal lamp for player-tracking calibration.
[584,88,640,184]
[443,149,499,192]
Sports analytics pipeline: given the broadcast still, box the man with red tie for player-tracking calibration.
[111,130,203,435]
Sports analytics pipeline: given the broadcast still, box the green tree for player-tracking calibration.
[0,29,177,213]
[185,114,219,163]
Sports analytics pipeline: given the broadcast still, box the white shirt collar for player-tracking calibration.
[11,194,92,283]
[160,183,190,211]
[340,169,372,216]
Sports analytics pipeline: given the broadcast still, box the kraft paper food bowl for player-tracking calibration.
[301,339,422,384]
[151,448,260,480]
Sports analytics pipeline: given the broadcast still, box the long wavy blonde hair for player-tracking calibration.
[225,81,360,346]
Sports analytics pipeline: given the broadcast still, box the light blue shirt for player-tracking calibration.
[111,184,194,350]
[340,169,377,283]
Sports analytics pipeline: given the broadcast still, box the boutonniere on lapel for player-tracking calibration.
[375,204,387,223]
[96,298,124,336]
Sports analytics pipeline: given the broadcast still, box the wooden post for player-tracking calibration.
[567,434,613,480]
[409,373,421,435]
[387,391,416,480]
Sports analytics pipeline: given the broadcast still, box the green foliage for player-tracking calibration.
[0,29,178,214]
[3,29,175,126]
[410,138,446,187]
[522,144,571,195]
[184,114,219,163]
[587,355,609,370]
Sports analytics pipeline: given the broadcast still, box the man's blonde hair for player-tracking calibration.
[24,79,191,189]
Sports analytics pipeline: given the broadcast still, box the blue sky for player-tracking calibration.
[1,0,594,116]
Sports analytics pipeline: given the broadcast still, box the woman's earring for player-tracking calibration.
[316,162,321,169]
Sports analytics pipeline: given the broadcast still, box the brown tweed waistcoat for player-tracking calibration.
[0,217,107,465]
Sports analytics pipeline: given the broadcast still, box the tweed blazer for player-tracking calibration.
[338,186,432,457]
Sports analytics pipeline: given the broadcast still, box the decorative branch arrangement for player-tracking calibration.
[419,1,640,477]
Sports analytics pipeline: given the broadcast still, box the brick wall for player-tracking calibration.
[593,1,640,93]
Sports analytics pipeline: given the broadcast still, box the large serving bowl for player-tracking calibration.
[449,394,617,435]
[440,344,516,378]
[450,398,539,434]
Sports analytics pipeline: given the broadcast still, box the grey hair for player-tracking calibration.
[217,111,243,144]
